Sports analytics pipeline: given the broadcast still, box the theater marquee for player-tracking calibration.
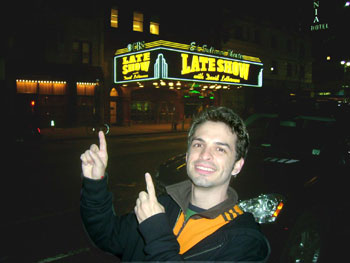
[114,40,263,87]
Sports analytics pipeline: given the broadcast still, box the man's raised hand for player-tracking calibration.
[80,131,108,180]
[135,173,165,223]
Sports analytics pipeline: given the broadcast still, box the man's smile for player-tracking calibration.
[194,163,217,174]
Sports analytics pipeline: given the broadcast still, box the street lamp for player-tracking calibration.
[340,60,350,69]
[340,59,350,92]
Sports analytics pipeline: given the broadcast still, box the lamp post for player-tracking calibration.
[340,60,350,98]
[340,60,350,72]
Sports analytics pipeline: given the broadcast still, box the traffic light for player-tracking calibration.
[30,100,36,113]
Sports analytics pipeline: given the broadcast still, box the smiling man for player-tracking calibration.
[80,106,270,262]
[186,118,246,209]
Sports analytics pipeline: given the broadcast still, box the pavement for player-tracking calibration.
[40,121,191,141]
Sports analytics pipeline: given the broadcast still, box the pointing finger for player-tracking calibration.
[98,131,107,153]
[145,173,156,200]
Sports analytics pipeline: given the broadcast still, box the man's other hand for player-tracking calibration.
[135,173,165,223]
[80,131,108,180]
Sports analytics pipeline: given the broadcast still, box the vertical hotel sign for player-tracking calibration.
[311,0,328,31]
[114,40,263,87]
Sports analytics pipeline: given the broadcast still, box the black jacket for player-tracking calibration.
[80,176,270,262]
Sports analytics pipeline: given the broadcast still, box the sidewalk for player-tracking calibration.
[40,122,191,141]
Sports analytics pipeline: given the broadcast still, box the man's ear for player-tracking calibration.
[186,152,188,162]
[231,158,245,177]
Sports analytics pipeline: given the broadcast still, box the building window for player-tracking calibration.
[150,21,159,35]
[72,41,80,63]
[82,42,91,64]
[39,81,66,95]
[111,8,118,28]
[299,65,305,79]
[271,35,278,49]
[253,29,261,44]
[72,41,91,64]
[16,80,38,94]
[110,87,119,97]
[16,80,66,95]
[131,101,153,122]
[299,43,305,58]
[287,39,295,52]
[286,63,292,77]
[133,11,143,32]
[234,25,243,40]
[77,82,96,96]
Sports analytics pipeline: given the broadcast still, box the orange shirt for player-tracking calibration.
[173,205,244,254]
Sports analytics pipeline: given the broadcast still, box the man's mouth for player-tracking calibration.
[195,164,216,174]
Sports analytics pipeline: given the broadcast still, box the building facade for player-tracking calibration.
[4,1,104,128]
[219,12,313,115]
[4,1,313,128]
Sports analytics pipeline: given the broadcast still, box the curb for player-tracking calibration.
[40,126,190,142]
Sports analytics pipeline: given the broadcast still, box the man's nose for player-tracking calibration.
[199,146,212,160]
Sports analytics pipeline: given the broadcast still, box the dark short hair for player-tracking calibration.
[188,106,249,162]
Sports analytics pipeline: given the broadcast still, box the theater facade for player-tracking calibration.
[111,40,263,125]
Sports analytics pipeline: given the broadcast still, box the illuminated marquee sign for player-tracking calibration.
[121,51,151,80]
[114,40,263,87]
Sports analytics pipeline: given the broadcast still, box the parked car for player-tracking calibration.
[12,116,42,143]
[154,101,350,262]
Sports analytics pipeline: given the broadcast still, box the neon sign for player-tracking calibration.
[311,0,328,31]
[189,42,243,59]
[114,40,263,87]
[121,52,151,80]
[127,41,145,52]
[181,54,250,81]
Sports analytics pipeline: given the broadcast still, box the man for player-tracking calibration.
[80,106,270,262]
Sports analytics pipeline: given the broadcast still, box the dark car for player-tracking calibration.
[12,117,42,143]
[154,101,350,262]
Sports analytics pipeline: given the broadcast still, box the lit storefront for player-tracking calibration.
[113,40,263,124]
[12,57,103,128]
[15,79,99,127]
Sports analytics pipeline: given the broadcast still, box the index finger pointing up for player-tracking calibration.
[98,131,107,152]
[145,173,156,200]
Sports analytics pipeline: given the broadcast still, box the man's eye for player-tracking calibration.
[193,143,202,148]
[217,147,226,153]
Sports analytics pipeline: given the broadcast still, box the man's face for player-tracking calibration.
[186,121,244,189]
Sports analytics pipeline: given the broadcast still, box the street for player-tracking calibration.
[2,133,187,263]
